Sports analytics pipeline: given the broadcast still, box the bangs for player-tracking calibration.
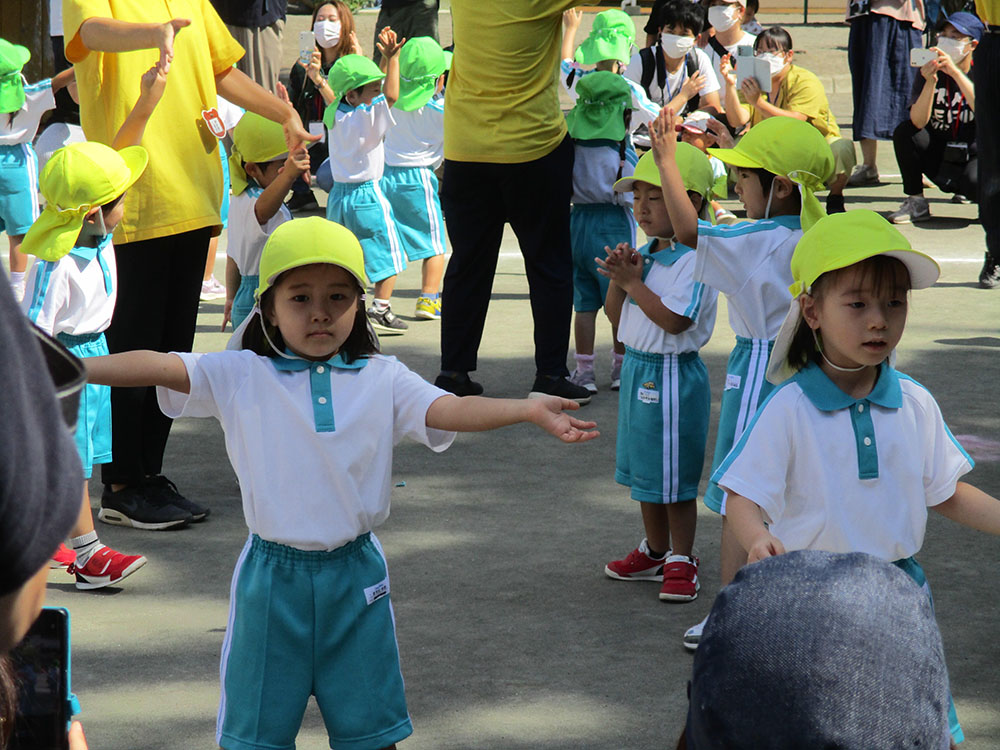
[815,255,912,298]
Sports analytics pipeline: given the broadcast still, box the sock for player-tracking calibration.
[9,271,25,285]
[646,545,667,560]
[612,351,624,365]
[372,298,390,312]
[70,531,103,567]
[420,292,441,300]
[574,352,595,373]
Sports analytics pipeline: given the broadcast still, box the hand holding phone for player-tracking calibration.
[299,30,316,66]
[910,47,937,67]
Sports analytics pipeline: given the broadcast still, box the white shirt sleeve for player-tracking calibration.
[657,254,706,322]
[388,358,456,452]
[915,391,974,506]
[334,95,395,152]
[22,260,68,336]
[560,59,582,101]
[624,78,660,130]
[694,224,761,296]
[157,351,249,421]
[24,81,56,120]
[693,48,721,97]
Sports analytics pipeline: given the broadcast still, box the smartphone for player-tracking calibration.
[735,45,771,94]
[299,30,315,66]
[8,608,73,750]
[910,47,938,67]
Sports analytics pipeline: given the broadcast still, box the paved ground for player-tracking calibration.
[6,10,1000,750]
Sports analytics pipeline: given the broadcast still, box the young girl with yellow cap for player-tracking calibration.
[717,210,1000,746]
[0,38,74,301]
[19,65,167,588]
[598,144,719,603]
[650,106,835,648]
[84,216,597,750]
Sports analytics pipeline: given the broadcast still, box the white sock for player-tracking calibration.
[9,271,25,285]
[372,298,390,312]
[70,531,102,567]
[574,352,595,372]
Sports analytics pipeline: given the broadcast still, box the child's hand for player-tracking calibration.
[595,242,642,292]
[221,299,233,332]
[139,63,168,105]
[377,27,404,59]
[283,146,311,177]
[563,8,583,31]
[306,50,324,85]
[740,76,763,105]
[705,116,735,149]
[680,71,706,101]
[350,30,363,56]
[746,532,786,563]
[649,107,678,166]
[719,53,737,88]
[530,397,599,443]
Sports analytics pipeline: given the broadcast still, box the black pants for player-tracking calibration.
[440,136,575,378]
[892,120,977,198]
[975,34,1000,262]
[101,228,211,486]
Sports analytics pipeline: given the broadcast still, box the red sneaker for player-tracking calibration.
[659,555,700,601]
[604,539,667,581]
[50,543,76,570]
[69,546,147,590]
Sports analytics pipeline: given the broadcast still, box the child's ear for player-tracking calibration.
[800,294,821,330]
[773,175,796,199]
[83,206,102,223]
[244,161,263,182]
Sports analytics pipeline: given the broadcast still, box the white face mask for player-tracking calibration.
[314,19,342,49]
[935,36,967,62]
[708,4,741,32]
[661,33,696,59]
[756,51,788,77]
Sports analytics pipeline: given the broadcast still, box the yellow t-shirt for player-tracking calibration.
[976,0,999,24]
[64,0,244,243]
[743,65,841,139]
[444,0,580,164]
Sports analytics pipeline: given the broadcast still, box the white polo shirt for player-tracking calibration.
[624,47,720,107]
[618,239,718,354]
[714,362,973,561]
[0,80,55,145]
[694,215,801,340]
[559,60,661,133]
[158,350,456,551]
[326,94,395,184]
[225,187,291,276]
[22,234,117,337]
[383,97,444,169]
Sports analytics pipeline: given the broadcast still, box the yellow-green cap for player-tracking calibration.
[22,142,148,262]
[256,216,368,301]
[397,37,447,112]
[0,39,30,114]
[574,10,636,65]
[228,113,289,196]
[765,210,940,384]
[614,143,717,222]
[323,54,385,129]
[707,117,835,231]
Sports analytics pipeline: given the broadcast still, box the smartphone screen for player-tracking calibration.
[9,608,69,750]
[299,30,315,65]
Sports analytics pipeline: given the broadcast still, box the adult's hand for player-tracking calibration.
[920,55,942,82]
[154,18,191,73]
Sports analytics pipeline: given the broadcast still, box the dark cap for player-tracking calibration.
[944,11,985,41]
[687,550,951,750]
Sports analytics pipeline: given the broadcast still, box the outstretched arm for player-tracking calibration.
[112,64,168,149]
[932,482,1000,535]
[215,67,319,152]
[376,27,404,105]
[649,108,699,247]
[78,17,191,72]
[726,492,787,562]
[86,351,191,394]
[426,395,598,443]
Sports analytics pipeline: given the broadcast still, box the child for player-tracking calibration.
[650,107,834,646]
[324,29,408,334]
[702,0,757,91]
[719,210,1000,746]
[742,0,764,35]
[0,38,74,301]
[624,0,721,115]
[598,144,719,601]
[678,110,737,223]
[720,27,857,212]
[381,36,449,321]
[84,216,597,750]
[222,112,307,330]
[19,65,166,587]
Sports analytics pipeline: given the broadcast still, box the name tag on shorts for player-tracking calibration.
[725,373,742,391]
[364,577,390,606]
[637,387,660,404]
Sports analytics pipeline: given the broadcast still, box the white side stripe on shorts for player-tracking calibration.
[216,535,253,746]
[419,168,445,257]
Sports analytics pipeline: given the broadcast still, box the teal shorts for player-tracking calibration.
[570,203,635,313]
[704,337,774,513]
[218,533,412,750]
[231,274,258,330]
[0,143,39,236]
[381,165,446,263]
[616,348,710,504]
[58,331,111,479]
[327,180,406,283]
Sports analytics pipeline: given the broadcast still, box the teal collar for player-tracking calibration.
[793,361,902,412]
[271,350,369,372]
[271,350,368,433]
[69,234,113,295]
[763,214,801,230]
[641,237,694,268]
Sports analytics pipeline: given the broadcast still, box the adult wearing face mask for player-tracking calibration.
[971,2,1000,287]
[888,12,981,225]
[702,0,757,92]
[372,0,440,67]
[208,0,286,94]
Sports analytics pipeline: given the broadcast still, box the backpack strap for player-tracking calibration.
[617,110,634,182]
[708,35,730,61]
[639,47,657,102]
[681,52,699,115]
[655,44,668,99]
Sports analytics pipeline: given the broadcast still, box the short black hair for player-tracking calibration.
[745,0,760,13]
[744,167,802,213]
[754,26,793,54]
[657,0,706,35]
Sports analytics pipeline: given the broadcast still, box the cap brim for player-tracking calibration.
[613,176,638,193]
[883,249,940,290]
[765,298,802,385]
[117,146,149,194]
[706,146,763,169]
[258,256,369,298]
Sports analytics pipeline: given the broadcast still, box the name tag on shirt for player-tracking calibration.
[364,577,390,606]
[638,387,660,405]
[725,373,742,391]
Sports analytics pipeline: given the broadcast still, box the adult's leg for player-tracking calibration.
[502,136,575,377]
[892,120,937,195]
[439,160,505,374]
[975,35,1000,285]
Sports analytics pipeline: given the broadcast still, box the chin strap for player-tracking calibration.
[813,330,865,372]
[255,306,307,362]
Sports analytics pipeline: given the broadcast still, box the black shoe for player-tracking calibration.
[144,475,210,521]
[98,484,192,530]
[979,253,1000,289]
[528,375,592,405]
[435,372,484,397]
[826,194,846,214]
[951,193,972,204]
[285,191,319,213]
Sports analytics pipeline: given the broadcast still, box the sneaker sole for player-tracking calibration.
[369,323,407,334]
[660,591,699,602]
[527,391,592,406]
[682,637,700,652]
[414,310,441,320]
[98,507,190,531]
[75,557,148,590]
[604,566,664,582]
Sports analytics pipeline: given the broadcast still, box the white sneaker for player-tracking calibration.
[569,367,598,394]
[610,356,622,391]
[200,276,226,301]
[847,164,879,186]
[888,196,930,224]
[683,614,709,651]
[9,280,25,304]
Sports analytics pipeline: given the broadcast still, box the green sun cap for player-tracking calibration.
[614,143,716,222]
[707,116,835,231]
[323,54,385,128]
[574,10,636,65]
[0,39,31,114]
[396,37,447,112]
[566,71,633,142]
[228,113,290,196]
